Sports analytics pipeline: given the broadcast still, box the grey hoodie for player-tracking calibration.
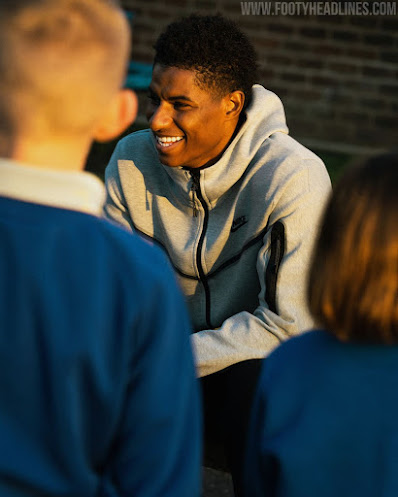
[104,85,332,377]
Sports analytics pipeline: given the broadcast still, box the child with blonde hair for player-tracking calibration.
[0,1,201,495]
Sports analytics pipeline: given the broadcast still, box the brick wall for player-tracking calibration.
[122,0,398,153]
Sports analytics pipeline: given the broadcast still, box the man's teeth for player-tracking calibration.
[156,136,184,147]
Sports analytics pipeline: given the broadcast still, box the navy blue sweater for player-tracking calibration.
[0,194,201,497]
[245,330,398,497]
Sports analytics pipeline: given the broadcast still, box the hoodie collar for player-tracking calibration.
[160,85,289,207]
[0,158,105,216]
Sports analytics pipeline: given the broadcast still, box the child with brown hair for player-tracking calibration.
[244,154,398,497]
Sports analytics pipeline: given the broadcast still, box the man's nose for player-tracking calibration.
[148,103,173,131]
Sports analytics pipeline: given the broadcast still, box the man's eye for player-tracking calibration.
[174,102,189,110]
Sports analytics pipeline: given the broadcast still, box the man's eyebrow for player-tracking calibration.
[148,87,195,103]
[168,95,194,103]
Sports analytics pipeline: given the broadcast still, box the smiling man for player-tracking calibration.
[147,64,243,169]
[105,14,331,495]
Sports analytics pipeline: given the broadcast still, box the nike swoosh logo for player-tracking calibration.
[231,219,248,233]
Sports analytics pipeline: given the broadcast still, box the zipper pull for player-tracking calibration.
[191,182,198,217]
[191,172,199,217]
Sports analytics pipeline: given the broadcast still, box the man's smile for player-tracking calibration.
[155,134,185,149]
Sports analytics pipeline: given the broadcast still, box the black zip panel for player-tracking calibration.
[265,222,285,314]
[191,170,213,329]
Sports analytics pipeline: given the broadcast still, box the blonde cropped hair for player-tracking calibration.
[308,154,398,344]
[0,0,130,154]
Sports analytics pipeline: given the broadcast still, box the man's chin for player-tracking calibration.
[157,154,183,168]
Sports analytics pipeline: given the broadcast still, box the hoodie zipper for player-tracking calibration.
[191,170,213,329]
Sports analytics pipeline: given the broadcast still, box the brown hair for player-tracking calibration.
[0,0,130,155]
[308,154,398,343]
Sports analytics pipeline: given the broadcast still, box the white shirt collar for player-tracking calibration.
[0,158,106,217]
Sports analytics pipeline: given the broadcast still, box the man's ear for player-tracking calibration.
[224,90,245,120]
[93,89,138,143]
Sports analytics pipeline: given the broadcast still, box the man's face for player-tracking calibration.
[146,64,234,168]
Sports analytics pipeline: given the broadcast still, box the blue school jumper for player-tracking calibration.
[245,329,398,497]
[0,159,201,497]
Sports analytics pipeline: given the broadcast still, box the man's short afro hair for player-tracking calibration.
[153,14,258,110]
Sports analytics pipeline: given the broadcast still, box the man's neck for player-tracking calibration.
[188,113,246,170]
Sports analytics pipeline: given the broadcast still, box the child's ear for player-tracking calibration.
[93,89,138,142]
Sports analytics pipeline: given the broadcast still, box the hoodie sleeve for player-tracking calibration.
[103,141,137,233]
[191,159,331,377]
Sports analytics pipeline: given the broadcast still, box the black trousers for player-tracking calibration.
[200,359,263,497]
